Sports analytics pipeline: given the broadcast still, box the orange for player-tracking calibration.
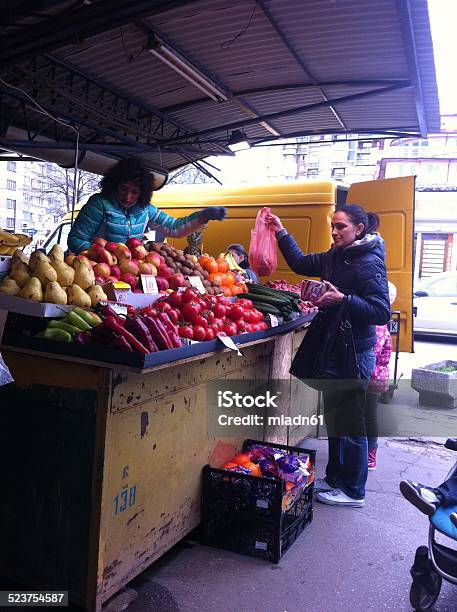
[216,259,229,273]
[204,259,219,274]
[198,255,210,266]
[222,462,239,470]
[241,462,261,476]
[231,285,243,296]
[232,453,251,465]
[208,273,223,284]
[223,286,232,297]
[285,481,295,492]
[224,271,235,286]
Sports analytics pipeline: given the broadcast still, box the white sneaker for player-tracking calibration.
[316,489,365,507]
[314,478,338,493]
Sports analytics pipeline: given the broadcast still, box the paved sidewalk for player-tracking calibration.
[118,437,457,612]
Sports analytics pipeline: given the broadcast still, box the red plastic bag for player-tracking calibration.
[248,207,277,277]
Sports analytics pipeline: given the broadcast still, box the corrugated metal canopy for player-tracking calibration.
[0,0,440,182]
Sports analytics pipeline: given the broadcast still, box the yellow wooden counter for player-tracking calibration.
[0,325,317,611]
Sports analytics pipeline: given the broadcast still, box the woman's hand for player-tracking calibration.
[314,280,345,308]
[264,212,284,233]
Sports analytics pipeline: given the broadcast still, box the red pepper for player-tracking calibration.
[99,303,126,325]
[125,315,158,353]
[142,315,174,350]
[91,324,117,345]
[157,312,182,348]
[111,336,134,352]
[103,316,149,354]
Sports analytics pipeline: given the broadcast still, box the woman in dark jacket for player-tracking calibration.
[227,243,259,283]
[266,204,390,508]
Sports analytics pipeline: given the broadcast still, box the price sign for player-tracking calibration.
[98,301,128,316]
[141,275,159,294]
[187,275,206,294]
[267,314,279,328]
[217,333,242,356]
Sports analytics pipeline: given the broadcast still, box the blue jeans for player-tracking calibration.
[323,349,376,499]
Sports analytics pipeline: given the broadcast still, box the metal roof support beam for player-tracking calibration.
[163,83,415,145]
[395,0,428,137]
[0,0,197,68]
[257,0,348,131]
[0,139,151,153]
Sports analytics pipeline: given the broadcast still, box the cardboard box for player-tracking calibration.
[102,281,162,308]
[0,293,72,317]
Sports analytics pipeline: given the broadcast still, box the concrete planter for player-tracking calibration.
[411,360,457,408]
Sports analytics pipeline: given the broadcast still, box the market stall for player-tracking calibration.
[0,237,318,611]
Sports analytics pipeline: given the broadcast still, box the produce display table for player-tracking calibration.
[0,316,315,611]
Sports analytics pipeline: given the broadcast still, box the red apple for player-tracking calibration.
[97,249,113,266]
[108,275,119,283]
[105,242,118,253]
[120,273,138,289]
[130,245,147,260]
[75,254,90,266]
[111,254,118,265]
[156,277,169,291]
[93,263,111,279]
[168,273,186,290]
[93,237,107,247]
[115,244,132,260]
[88,243,104,261]
[94,276,106,285]
[80,249,90,257]
[110,265,121,279]
[126,237,142,250]
[157,263,171,279]
[145,252,161,267]
[138,262,157,276]
[89,260,98,269]
[158,254,165,264]
[119,259,140,275]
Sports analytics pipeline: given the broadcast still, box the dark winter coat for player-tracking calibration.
[277,231,390,352]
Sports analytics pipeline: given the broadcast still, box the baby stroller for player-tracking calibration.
[409,438,457,611]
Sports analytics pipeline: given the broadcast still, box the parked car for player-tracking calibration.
[414,272,457,337]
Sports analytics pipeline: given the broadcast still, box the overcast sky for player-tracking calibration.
[428,0,457,114]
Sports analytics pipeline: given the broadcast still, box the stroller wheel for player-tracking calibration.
[409,572,442,611]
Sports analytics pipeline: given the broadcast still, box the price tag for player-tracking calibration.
[217,333,242,356]
[98,301,128,316]
[187,275,206,294]
[141,275,159,294]
[268,314,279,328]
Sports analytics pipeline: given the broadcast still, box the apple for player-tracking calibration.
[111,254,118,265]
[158,254,165,265]
[156,277,169,291]
[65,254,76,266]
[89,260,98,269]
[115,244,132,260]
[138,262,157,276]
[93,263,111,279]
[108,275,119,283]
[157,263,171,279]
[168,273,186,290]
[88,243,104,261]
[105,242,118,253]
[120,273,138,289]
[75,254,90,265]
[93,237,107,247]
[97,249,114,266]
[130,245,147,260]
[95,276,106,285]
[80,249,90,257]
[145,252,161,267]
[126,237,142,250]
[110,265,121,279]
[119,259,140,275]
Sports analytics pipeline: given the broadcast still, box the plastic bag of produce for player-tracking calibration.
[248,207,277,277]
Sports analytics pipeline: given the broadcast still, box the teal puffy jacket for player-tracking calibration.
[68,194,205,253]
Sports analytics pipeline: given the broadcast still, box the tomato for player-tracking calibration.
[140,305,157,317]
[217,331,227,337]
[212,317,224,331]
[182,301,201,324]
[237,298,253,309]
[244,323,254,333]
[167,309,179,325]
[182,288,198,304]
[203,295,217,309]
[210,322,220,334]
[167,291,182,308]
[178,324,193,339]
[227,304,244,321]
[205,328,215,341]
[250,310,263,323]
[215,294,230,304]
[213,303,226,319]
[156,301,172,313]
[236,319,246,333]
[192,325,207,341]
[258,322,268,330]
[201,309,215,324]
[223,321,238,336]
[194,314,208,329]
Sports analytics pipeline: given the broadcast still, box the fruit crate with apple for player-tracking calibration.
[201,439,315,563]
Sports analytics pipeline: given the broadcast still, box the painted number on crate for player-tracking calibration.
[114,484,137,516]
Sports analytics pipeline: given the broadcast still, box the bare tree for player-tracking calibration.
[168,164,216,185]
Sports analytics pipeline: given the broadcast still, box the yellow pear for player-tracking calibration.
[51,260,75,287]
[49,244,65,263]
[73,259,95,290]
[87,284,108,307]
[0,277,20,296]
[10,261,31,288]
[44,281,68,305]
[29,250,50,273]
[67,284,91,308]
[18,277,43,302]
[11,248,29,267]
[34,261,58,286]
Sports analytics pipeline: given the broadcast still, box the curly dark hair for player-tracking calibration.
[100,158,154,207]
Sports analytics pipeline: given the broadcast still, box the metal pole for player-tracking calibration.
[70,129,80,228]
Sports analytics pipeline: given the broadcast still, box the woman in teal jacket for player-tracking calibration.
[68,159,226,253]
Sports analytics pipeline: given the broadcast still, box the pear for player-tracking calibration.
[44,281,67,305]
[49,244,65,263]
[51,260,75,287]
[11,248,29,267]
[73,259,95,290]
[10,261,31,288]
[18,277,43,302]
[87,284,108,308]
[67,284,91,308]
[29,250,50,273]
[0,277,20,296]
[34,261,58,286]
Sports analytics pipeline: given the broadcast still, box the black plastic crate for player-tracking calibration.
[201,439,315,563]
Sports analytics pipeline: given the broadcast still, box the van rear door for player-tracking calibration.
[347,176,415,352]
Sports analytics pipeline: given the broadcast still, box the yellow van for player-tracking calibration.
[44,177,414,351]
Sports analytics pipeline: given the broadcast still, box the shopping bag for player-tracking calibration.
[289,301,359,391]
[248,207,277,277]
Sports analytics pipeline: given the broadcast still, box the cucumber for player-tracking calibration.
[247,283,300,300]
[252,302,281,315]
[239,292,291,307]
